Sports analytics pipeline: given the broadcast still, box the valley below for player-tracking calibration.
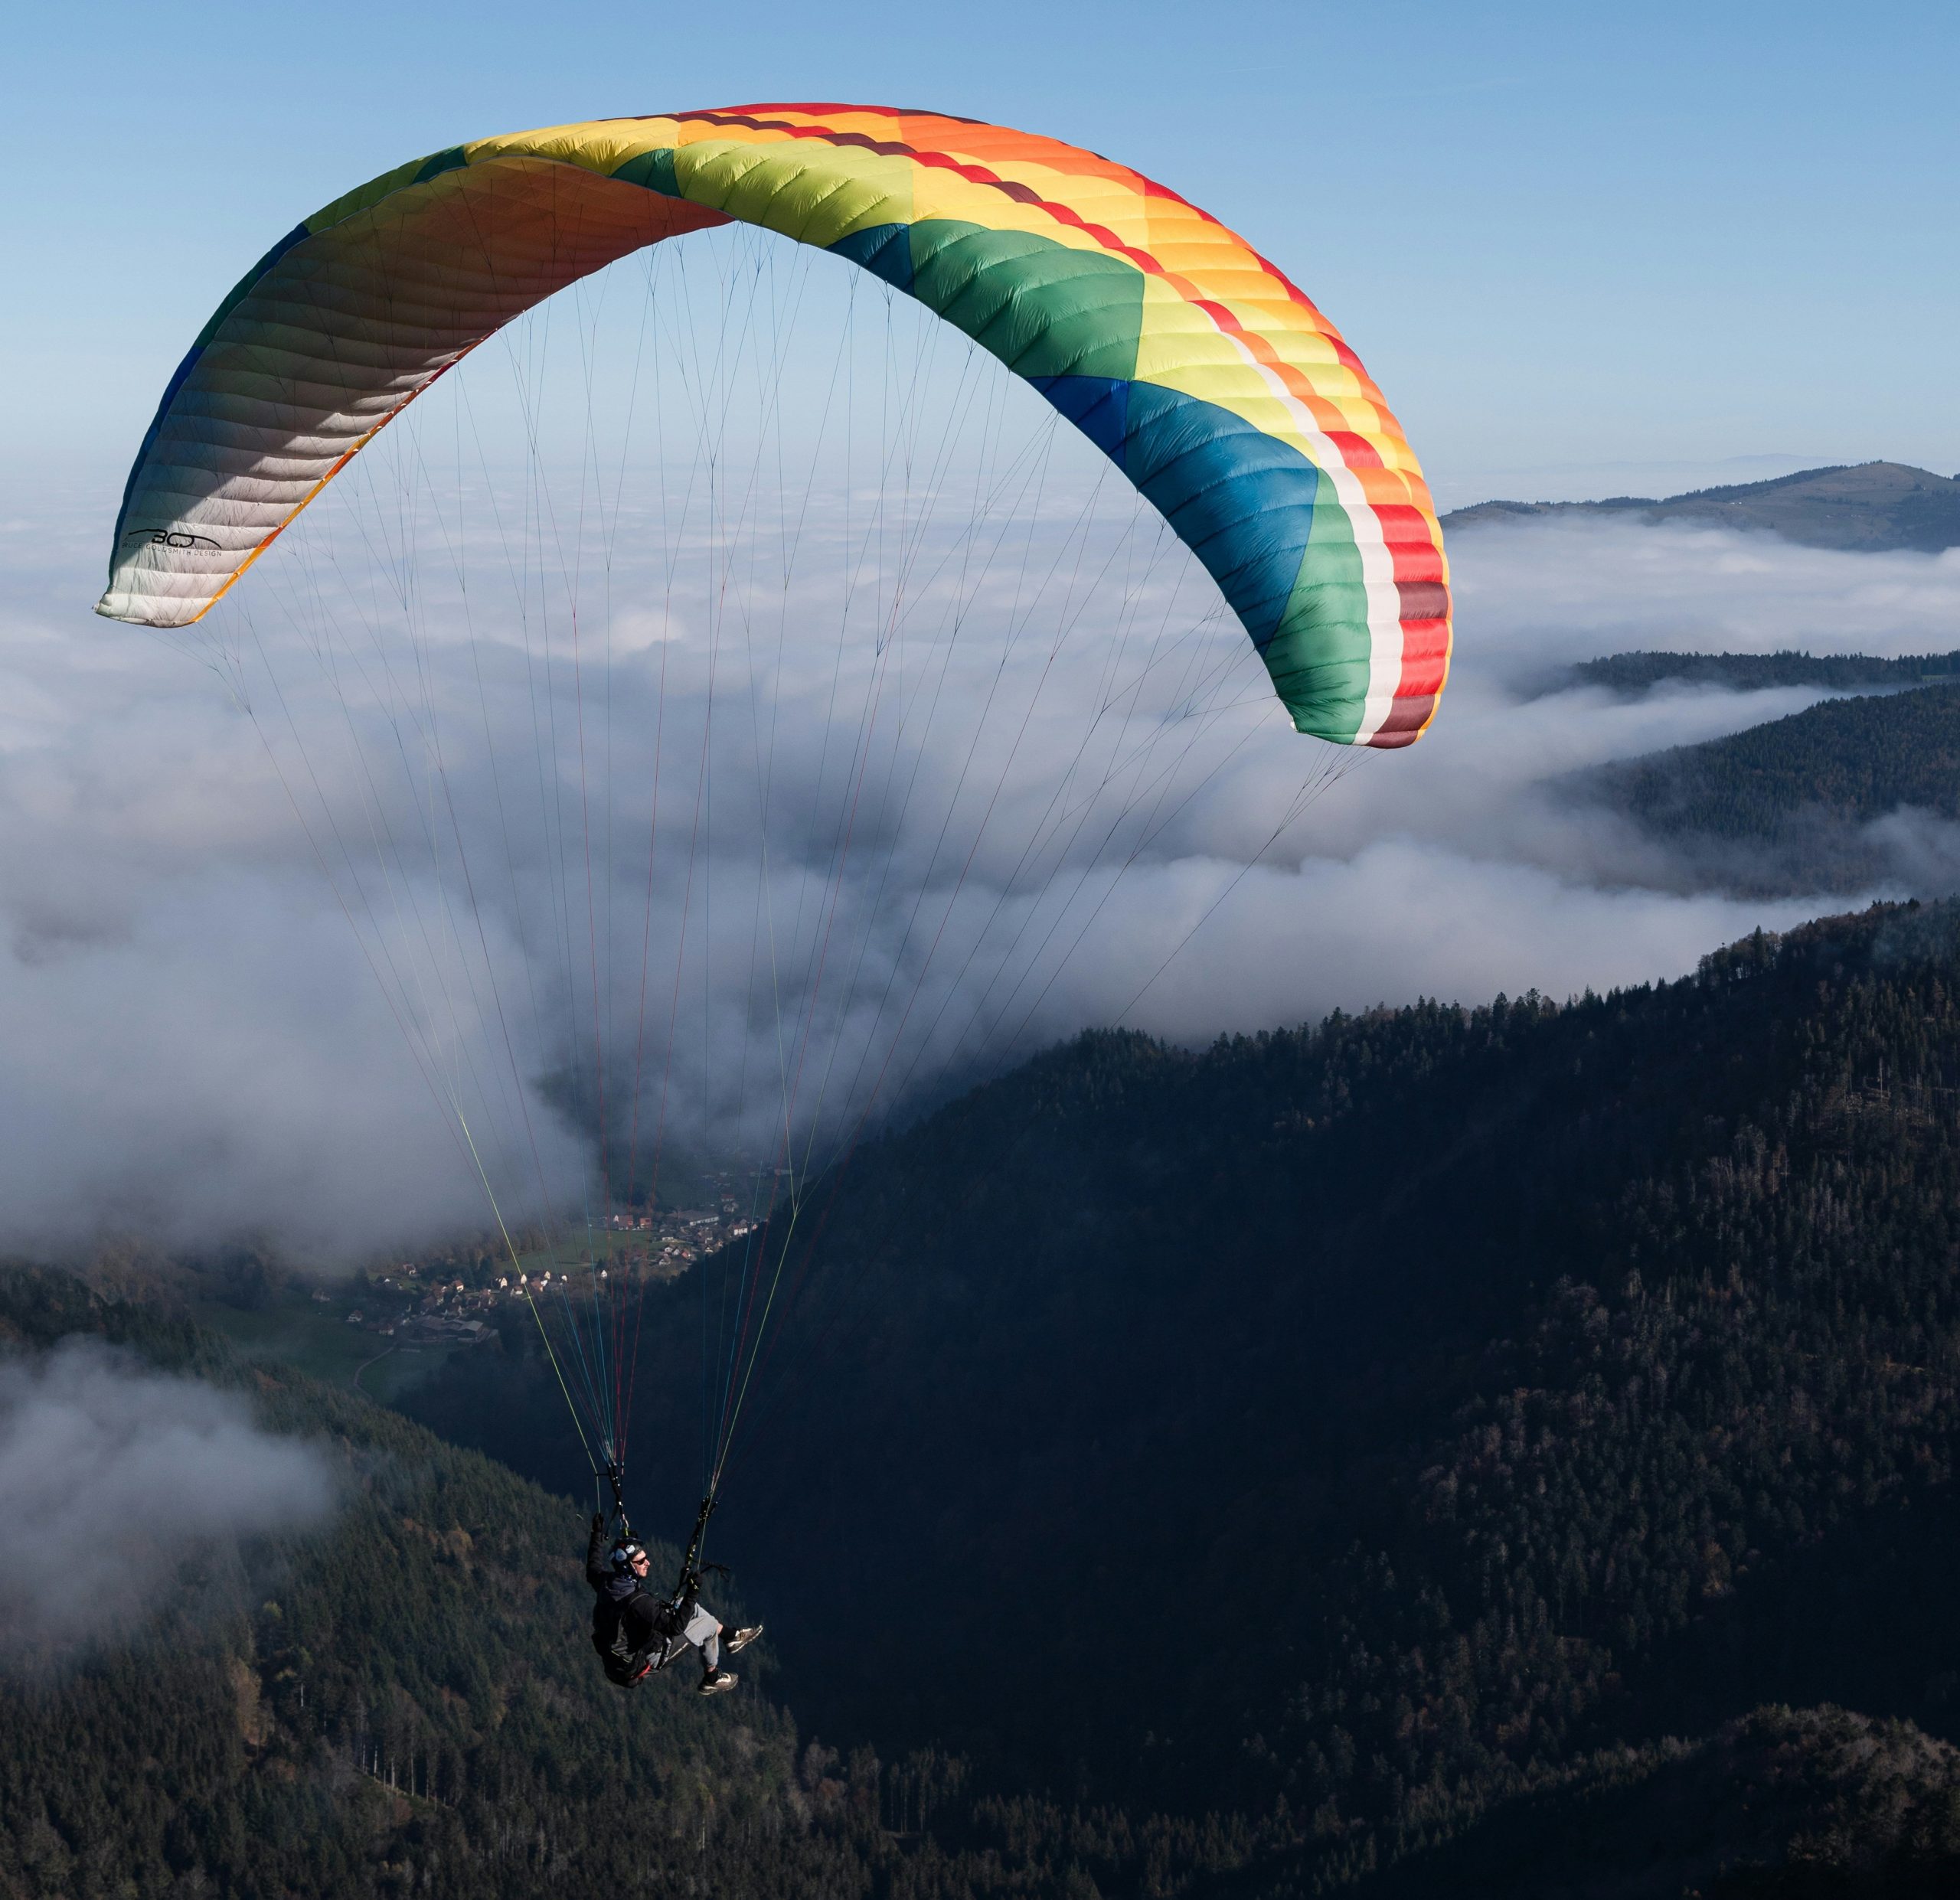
[19,882,1960,1895]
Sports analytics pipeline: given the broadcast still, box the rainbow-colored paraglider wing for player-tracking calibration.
[99,106,1450,747]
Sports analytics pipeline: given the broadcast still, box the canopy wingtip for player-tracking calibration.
[96,588,203,628]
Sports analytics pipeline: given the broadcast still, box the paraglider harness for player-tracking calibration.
[594,1466,726,1687]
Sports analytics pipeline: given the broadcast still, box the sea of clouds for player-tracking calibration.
[7,384,1960,1265]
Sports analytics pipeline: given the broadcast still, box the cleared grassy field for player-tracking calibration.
[514,1227,648,1275]
[193,1289,467,1402]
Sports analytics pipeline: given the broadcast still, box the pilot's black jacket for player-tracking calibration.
[588,1519,671,1684]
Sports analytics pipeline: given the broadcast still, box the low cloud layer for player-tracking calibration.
[8,411,1960,1262]
[1452,512,1960,668]
[0,1339,335,1655]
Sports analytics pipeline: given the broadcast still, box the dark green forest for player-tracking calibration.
[1568,650,1960,696]
[1585,684,1960,894]
[0,1273,876,1900]
[387,896,1960,1895]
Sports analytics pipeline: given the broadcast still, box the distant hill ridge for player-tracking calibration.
[1445,461,1960,551]
[1570,649,1960,695]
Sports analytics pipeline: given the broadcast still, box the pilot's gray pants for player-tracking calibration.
[660,1601,723,1671]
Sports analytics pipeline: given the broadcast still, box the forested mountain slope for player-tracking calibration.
[0,1273,876,1900]
[405,899,1960,1893]
[1444,461,1960,550]
[1584,684,1960,893]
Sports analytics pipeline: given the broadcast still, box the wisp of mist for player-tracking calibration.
[0,1339,335,1657]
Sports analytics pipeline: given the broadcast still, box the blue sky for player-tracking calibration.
[5,0,1955,501]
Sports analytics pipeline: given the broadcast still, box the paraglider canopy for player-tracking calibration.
[97,103,1450,748]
